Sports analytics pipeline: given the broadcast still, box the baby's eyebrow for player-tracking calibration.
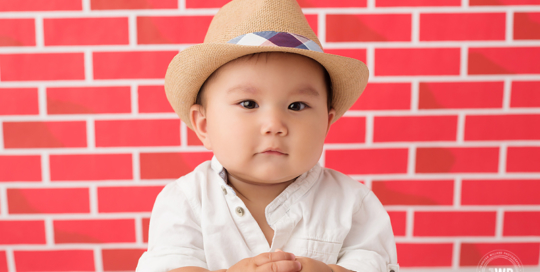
[292,86,320,97]
[226,84,320,97]
[226,85,258,95]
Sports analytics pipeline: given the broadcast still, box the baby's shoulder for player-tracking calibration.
[159,160,213,203]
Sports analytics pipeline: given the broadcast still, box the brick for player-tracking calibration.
[185,0,366,8]
[0,155,41,182]
[14,250,94,271]
[324,49,366,64]
[50,154,133,181]
[93,51,177,79]
[350,83,411,110]
[0,252,5,272]
[374,115,457,142]
[414,211,496,236]
[462,179,540,205]
[420,13,505,41]
[140,152,213,179]
[514,12,540,40]
[468,47,540,75]
[327,14,411,42]
[138,85,174,113]
[461,242,540,266]
[7,188,90,214]
[102,249,146,271]
[305,14,318,35]
[325,117,365,143]
[98,186,164,212]
[47,86,131,114]
[419,81,504,109]
[187,128,204,146]
[504,212,540,236]
[387,211,406,236]
[0,0,81,11]
[142,217,150,242]
[0,220,46,244]
[511,81,540,107]
[95,119,180,147]
[396,243,453,267]
[507,147,540,172]
[0,19,35,46]
[375,48,460,76]
[372,179,454,205]
[44,18,129,46]
[377,0,460,6]
[137,16,213,44]
[415,147,499,173]
[91,0,177,9]
[54,219,135,243]
[0,53,84,81]
[465,114,540,140]
[325,149,408,174]
[470,0,540,6]
[3,121,87,148]
[0,88,39,115]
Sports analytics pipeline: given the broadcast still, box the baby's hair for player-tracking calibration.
[195,52,333,111]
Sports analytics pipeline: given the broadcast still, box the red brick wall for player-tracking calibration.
[0,0,539,271]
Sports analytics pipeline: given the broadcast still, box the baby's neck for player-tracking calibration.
[226,172,297,205]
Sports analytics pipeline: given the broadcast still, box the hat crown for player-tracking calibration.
[204,0,322,48]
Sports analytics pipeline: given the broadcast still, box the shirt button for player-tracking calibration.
[221,186,227,195]
[235,207,245,217]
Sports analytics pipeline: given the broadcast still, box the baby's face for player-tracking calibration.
[190,52,335,185]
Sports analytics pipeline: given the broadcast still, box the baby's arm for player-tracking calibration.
[168,251,301,272]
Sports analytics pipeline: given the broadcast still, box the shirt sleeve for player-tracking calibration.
[336,191,400,272]
[136,181,207,272]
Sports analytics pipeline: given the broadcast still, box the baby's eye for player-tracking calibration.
[288,102,307,111]
[239,100,258,109]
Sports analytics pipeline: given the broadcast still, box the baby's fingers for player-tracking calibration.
[256,260,302,272]
[253,251,296,266]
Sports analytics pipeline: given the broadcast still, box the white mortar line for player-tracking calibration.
[503,78,512,111]
[452,239,460,269]
[495,208,504,239]
[38,85,47,117]
[35,15,44,48]
[86,118,95,149]
[365,113,373,145]
[45,217,54,246]
[367,0,375,10]
[454,178,461,208]
[411,79,419,112]
[498,144,507,175]
[133,150,140,182]
[129,14,137,47]
[456,112,465,143]
[131,84,139,114]
[0,120,4,150]
[84,49,93,82]
[411,11,419,44]
[41,152,50,183]
[406,208,414,238]
[0,186,7,216]
[89,185,98,215]
[366,46,375,77]
[506,10,513,42]
[318,11,326,45]
[6,248,15,272]
[82,0,91,12]
[460,45,468,78]
[407,145,416,176]
[135,215,143,244]
[179,0,186,10]
[94,246,104,272]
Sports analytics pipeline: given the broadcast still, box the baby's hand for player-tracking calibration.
[294,256,333,272]
[227,249,302,272]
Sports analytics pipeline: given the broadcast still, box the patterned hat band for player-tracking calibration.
[227,31,324,53]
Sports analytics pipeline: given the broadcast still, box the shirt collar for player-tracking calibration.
[210,155,323,226]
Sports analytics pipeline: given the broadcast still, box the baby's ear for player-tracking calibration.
[326,108,336,133]
[189,104,212,150]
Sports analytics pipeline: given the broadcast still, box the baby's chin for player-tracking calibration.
[230,166,304,185]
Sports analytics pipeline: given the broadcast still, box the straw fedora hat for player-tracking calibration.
[164,0,369,130]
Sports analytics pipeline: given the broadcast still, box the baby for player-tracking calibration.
[136,0,399,272]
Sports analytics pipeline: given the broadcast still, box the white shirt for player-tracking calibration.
[136,156,400,272]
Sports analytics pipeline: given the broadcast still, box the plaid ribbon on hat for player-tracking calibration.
[227,31,323,53]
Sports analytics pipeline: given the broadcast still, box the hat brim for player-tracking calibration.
[164,43,369,130]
